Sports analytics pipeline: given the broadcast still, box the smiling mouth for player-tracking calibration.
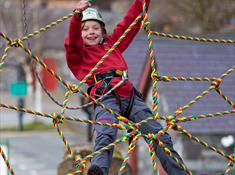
[87,37,97,40]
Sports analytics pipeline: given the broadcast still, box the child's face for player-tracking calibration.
[82,20,104,46]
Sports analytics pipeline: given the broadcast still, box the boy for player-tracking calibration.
[65,0,188,174]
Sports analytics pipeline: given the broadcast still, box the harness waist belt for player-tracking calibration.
[87,69,128,95]
[94,69,126,83]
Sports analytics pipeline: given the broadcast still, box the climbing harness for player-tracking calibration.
[87,69,143,116]
[88,69,143,145]
[87,69,128,96]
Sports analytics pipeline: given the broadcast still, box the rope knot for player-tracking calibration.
[151,71,159,79]
[70,84,79,93]
[9,39,23,48]
[166,116,178,130]
[142,21,151,31]
[52,113,65,125]
[211,78,222,88]
[168,122,178,130]
[75,159,86,170]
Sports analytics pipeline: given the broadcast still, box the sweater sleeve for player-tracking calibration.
[64,15,84,78]
[109,0,150,53]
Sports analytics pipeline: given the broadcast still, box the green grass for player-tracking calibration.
[0,121,54,132]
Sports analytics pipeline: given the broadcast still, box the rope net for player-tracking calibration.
[0,1,235,175]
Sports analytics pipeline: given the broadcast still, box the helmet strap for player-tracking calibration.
[99,38,104,45]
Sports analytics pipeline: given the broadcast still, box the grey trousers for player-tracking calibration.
[91,95,188,175]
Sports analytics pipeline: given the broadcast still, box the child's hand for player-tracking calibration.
[76,0,91,11]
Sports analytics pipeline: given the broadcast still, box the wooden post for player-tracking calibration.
[128,57,151,175]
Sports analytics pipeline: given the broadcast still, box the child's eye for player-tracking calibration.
[94,27,101,30]
[83,28,88,31]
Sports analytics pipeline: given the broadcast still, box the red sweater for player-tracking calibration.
[65,0,150,98]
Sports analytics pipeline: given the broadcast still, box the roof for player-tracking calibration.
[124,37,235,134]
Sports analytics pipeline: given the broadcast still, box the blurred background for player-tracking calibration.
[0,0,235,175]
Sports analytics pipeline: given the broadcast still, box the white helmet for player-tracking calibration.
[82,8,105,26]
